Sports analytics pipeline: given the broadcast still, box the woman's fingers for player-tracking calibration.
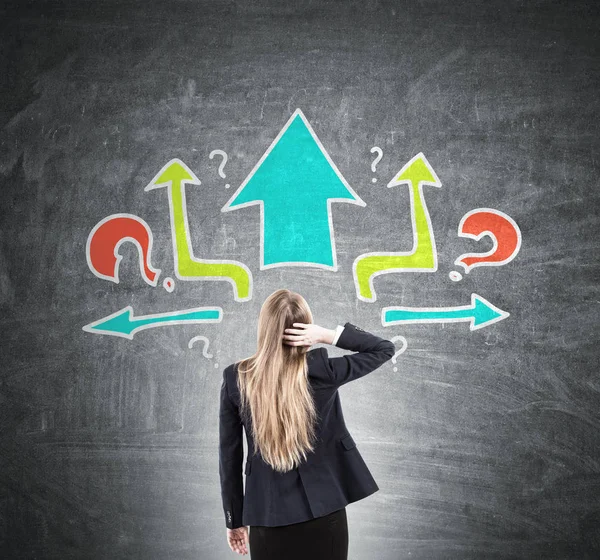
[282,337,305,346]
[282,337,306,346]
[230,538,246,554]
[282,323,319,347]
[283,327,305,340]
[227,528,249,555]
[285,325,307,334]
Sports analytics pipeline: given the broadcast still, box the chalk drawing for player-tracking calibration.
[222,108,365,269]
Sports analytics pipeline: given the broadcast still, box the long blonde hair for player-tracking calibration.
[236,289,319,473]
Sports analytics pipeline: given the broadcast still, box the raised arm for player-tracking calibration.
[321,322,396,387]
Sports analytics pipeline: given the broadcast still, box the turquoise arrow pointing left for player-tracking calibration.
[83,306,222,339]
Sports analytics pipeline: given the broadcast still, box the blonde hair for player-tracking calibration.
[236,289,319,473]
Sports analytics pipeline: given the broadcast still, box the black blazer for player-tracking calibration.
[218,322,396,528]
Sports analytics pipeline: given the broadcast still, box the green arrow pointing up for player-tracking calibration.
[145,159,252,301]
[354,152,442,302]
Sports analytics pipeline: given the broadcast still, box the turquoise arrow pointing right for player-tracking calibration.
[382,293,509,331]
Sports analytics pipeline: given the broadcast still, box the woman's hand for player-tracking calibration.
[226,526,249,555]
[283,323,334,347]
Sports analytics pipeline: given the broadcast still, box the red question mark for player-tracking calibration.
[453,208,522,275]
[86,213,161,286]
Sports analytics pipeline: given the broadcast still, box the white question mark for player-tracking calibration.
[188,335,213,359]
[389,335,408,372]
[209,149,230,188]
[370,146,383,183]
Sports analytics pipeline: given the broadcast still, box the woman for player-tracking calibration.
[219,289,396,558]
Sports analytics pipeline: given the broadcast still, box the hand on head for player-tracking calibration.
[282,323,326,347]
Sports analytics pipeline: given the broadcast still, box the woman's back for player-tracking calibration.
[219,322,396,529]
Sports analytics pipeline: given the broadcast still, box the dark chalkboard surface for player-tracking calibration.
[1,0,599,558]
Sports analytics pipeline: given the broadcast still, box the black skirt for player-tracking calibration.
[249,507,348,560]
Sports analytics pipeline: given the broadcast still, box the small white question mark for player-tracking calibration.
[370,146,383,183]
[188,335,213,358]
[389,335,408,372]
[209,149,230,188]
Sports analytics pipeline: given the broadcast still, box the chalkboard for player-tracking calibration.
[1,0,599,558]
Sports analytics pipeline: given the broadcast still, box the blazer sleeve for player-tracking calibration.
[322,322,396,387]
[332,324,345,346]
[218,367,245,529]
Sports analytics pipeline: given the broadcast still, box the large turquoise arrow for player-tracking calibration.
[382,293,509,331]
[222,109,365,269]
[82,305,222,339]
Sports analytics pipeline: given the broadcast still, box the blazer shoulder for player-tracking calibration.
[317,346,330,361]
[309,347,334,382]
[222,363,238,392]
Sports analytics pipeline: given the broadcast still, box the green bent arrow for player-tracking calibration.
[145,159,252,301]
[354,153,441,302]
